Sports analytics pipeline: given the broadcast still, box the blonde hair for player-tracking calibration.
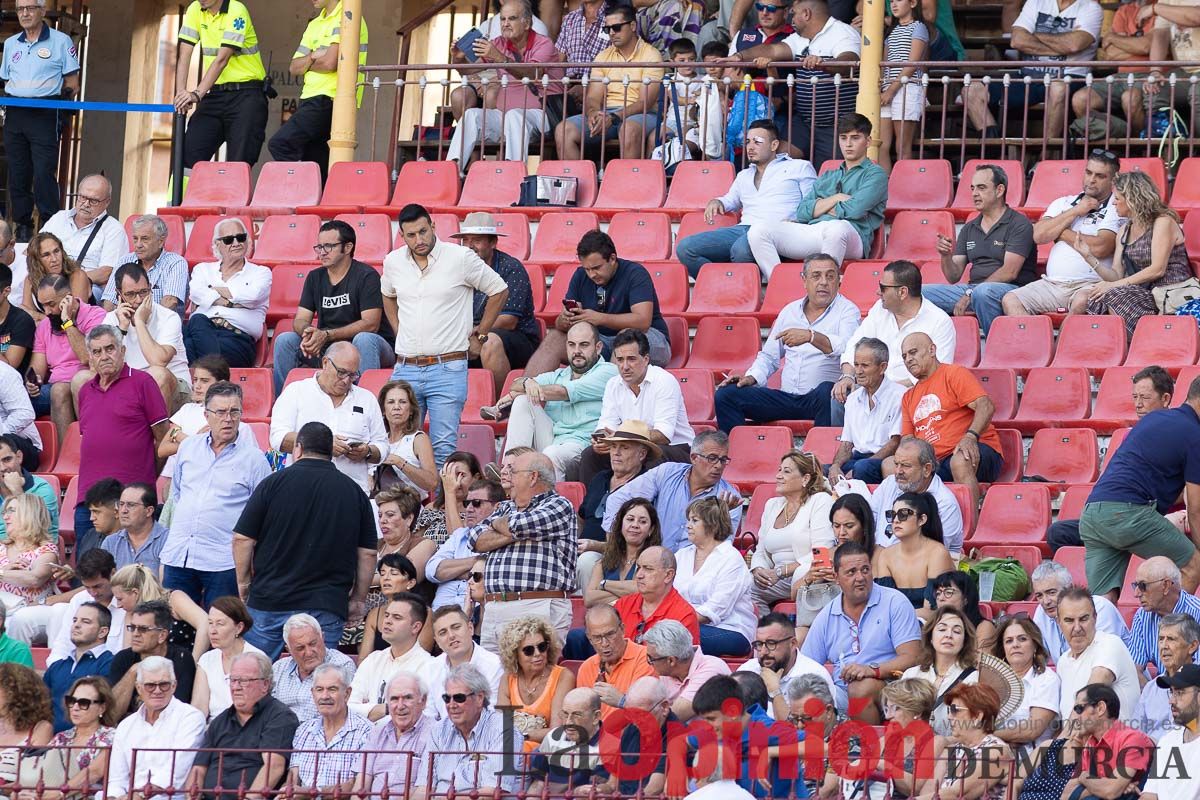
[880,677,936,721]
[779,450,831,505]
[496,615,561,674]
[3,494,51,546]
[1115,170,1178,227]
[111,564,168,603]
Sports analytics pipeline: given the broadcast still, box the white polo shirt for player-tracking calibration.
[597,365,695,445]
[104,302,190,388]
[1042,194,1124,283]
[841,378,905,454]
[1056,631,1143,723]
[841,299,957,386]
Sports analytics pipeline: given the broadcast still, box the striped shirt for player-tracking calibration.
[105,250,190,313]
[1127,591,1200,674]
[290,712,374,788]
[362,715,434,794]
[782,18,861,123]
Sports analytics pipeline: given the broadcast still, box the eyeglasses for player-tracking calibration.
[205,407,243,419]
[324,359,361,382]
[601,21,630,33]
[121,289,152,301]
[15,5,40,13]
[218,233,248,245]
[520,641,550,657]
[694,453,732,465]
[229,677,267,686]
[646,653,672,664]
[885,508,917,523]
[76,194,107,206]
[126,624,162,634]
[934,586,959,598]
[313,242,346,254]
[787,714,817,725]
[1073,701,1098,715]
[1130,577,1172,593]
[117,501,149,510]
[947,703,966,715]
[463,499,490,508]
[139,681,173,693]
[751,637,791,651]
[468,571,484,583]
[586,628,623,643]
[755,2,783,10]
[442,691,477,705]
[64,695,100,709]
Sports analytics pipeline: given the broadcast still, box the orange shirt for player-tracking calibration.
[575,640,658,720]
[1108,2,1157,71]
[901,363,1001,459]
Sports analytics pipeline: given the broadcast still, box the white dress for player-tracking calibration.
[197,640,267,719]
[749,493,837,606]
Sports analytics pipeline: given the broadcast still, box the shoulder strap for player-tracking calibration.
[934,666,977,705]
[76,214,109,266]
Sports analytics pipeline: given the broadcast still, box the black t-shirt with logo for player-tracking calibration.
[297,259,395,343]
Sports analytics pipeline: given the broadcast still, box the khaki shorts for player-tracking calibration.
[1007,278,1097,314]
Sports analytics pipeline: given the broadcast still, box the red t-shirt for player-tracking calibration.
[614,586,701,645]
[901,363,1001,459]
[1080,722,1154,779]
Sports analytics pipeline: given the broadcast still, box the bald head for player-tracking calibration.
[75,175,112,225]
[900,332,939,381]
[584,604,622,629]
[563,687,601,714]
[642,545,675,571]
[625,676,671,710]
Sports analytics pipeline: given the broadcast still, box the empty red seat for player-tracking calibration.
[535,160,598,209]
[183,214,254,266]
[490,213,531,260]
[1023,160,1085,216]
[648,261,689,313]
[978,316,1054,373]
[457,161,527,209]
[801,427,843,464]
[1058,487,1092,522]
[1126,315,1199,368]
[686,316,761,374]
[725,425,793,489]
[886,159,953,216]
[254,215,322,266]
[266,264,318,326]
[428,213,460,239]
[665,316,690,369]
[669,368,716,425]
[456,424,497,468]
[606,212,671,261]
[537,265,575,322]
[530,212,600,262]
[951,159,1026,220]
[229,161,322,218]
[675,212,738,261]
[971,368,1017,420]
[995,427,1024,482]
[1025,428,1099,484]
[525,263,545,312]
[593,159,666,217]
[1056,545,1088,585]
[1011,367,1092,433]
[1186,209,1200,262]
[840,261,888,314]
[1172,158,1200,212]
[460,369,497,422]
[1102,427,1132,472]
[881,211,955,262]
[1121,157,1168,197]
[127,214,184,257]
[921,259,962,285]
[160,161,250,219]
[1088,366,1139,433]
[739,483,777,536]
[229,369,273,422]
[366,161,460,213]
[334,214,393,264]
[357,369,392,398]
[664,161,736,218]
[1118,556,1148,605]
[969,484,1052,553]
[51,422,81,485]
[556,481,586,511]
[1051,315,1127,373]
[759,263,805,324]
[952,316,981,368]
[684,262,761,322]
[33,421,56,475]
[297,161,390,216]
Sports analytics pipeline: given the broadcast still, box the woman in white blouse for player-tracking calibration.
[749,451,835,610]
[372,380,437,500]
[185,218,271,369]
[191,596,265,719]
[901,606,980,736]
[674,497,756,656]
[990,614,1059,754]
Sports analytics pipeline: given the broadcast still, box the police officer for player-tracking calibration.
[173,0,269,168]
[0,0,80,243]
[268,0,367,178]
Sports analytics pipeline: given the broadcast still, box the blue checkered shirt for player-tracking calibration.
[466,490,577,594]
[290,712,374,788]
[104,250,190,311]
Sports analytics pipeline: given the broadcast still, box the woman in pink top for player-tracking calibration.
[0,494,59,607]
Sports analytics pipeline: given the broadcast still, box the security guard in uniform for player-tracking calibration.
[0,0,80,242]
[173,0,269,168]
[268,0,367,177]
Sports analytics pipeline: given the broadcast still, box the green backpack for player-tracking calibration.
[966,557,1031,603]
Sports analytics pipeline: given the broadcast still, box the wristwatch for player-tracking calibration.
[60,319,74,330]
[475,332,488,344]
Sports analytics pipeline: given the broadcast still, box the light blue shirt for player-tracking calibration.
[104,250,191,316]
[425,525,477,609]
[532,358,618,446]
[602,462,743,552]
[717,155,818,227]
[429,707,523,794]
[746,294,861,393]
[1127,591,1200,673]
[800,582,922,690]
[0,25,78,98]
[164,428,272,573]
[101,522,169,572]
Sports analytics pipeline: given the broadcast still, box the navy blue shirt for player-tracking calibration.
[1089,404,1200,513]
[564,258,669,340]
[43,647,113,732]
[474,250,540,341]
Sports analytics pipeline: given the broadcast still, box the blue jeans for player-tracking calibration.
[272,331,396,395]
[598,328,672,367]
[392,358,469,466]
[73,504,99,562]
[245,607,344,661]
[699,624,750,657]
[676,225,753,277]
[562,628,595,660]
[564,111,660,148]
[921,283,1013,335]
[715,382,834,433]
[843,451,884,484]
[162,565,239,610]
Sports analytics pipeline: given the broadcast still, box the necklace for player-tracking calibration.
[519,669,549,701]
[780,501,802,526]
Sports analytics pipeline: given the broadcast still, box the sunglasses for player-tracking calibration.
[884,508,917,522]
[126,624,161,634]
[218,233,248,245]
[521,641,550,657]
[601,21,630,33]
[139,681,173,693]
[1130,577,1171,593]
[63,695,101,710]
[442,691,477,705]
[463,499,490,509]
[1090,148,1118,160]
[1073,701,1098,715]
[468,571,484,583]
[755,2,782,10]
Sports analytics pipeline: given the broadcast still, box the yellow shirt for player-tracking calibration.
[179,0,265,84]
[295,0,369,103]
[592,39,664,110]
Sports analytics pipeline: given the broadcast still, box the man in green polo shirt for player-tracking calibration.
[0,605,32,668]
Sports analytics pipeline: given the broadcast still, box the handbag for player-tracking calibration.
[929,667,977,736]
[793,581,840,627]
[14,747,68,793]
[1153,276,1200,314]
[515,175,579,207]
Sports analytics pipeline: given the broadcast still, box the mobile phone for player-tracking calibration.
[812,546,832,571]
[563,299,582,312]
[455,28,485,62]
[24,368,40,386]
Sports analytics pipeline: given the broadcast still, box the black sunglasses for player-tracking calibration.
[521,641,550,657]
[463,499,489,509]
[755,2,782,10]
[218,233,248,245]
[468,571,484,583]
[442,691,477,705]
[1073,701,1098,715]
[884,508,917,522]
[601,21,630,33]
[64,695,100,710]
[1090,148,1118,161]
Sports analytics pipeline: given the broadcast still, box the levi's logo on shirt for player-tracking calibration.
[323,293,351,309]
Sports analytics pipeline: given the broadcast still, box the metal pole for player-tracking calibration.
[170,112,186,206]
[855,0,886,160]
[329,0,364,165]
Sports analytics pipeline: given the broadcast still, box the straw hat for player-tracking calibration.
[599,420,662,459]
[450,211,508,237]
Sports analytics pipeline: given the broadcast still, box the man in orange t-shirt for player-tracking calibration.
[1071,0,1157,131]
[574,605,657,720]
[893,332,1003,510]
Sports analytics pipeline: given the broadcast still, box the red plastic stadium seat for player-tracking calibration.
[160,161,250,219]
[1176,366,1200,406]
[537,264,575,322]
[1172,158,1200,213]
[664,161,736,219]
[675,212,739,260]
[686,316,761,374]
[881,211,955,262]
[297,161,390,216]
[886,159,953,216]
[995,427,1024,482]
[665,316,689,369]
[759,263,805,323]
[34,421,56,474]
[524,263,545,312]
[1121,157,1168,197]
[1011,367,1091,433]
[740,484,776,536]
[1023,160,1085,217]
[1025,428,1099,484]
[51,422,81,485]
[648,261,689,313]
[1125,315,1199,368]
[229,369,273,423]
[490,213,531,260]
[801,427,844,465]
[530,212,600,263]
[669,368,716,426]
[556,481,585,511]
[1102,427,1132,472]
[366,161,460,213]
[254,215,322,266]
[1050,315,1127,374]
[334,214,393,264]
[593,160,666,217]
[725,426,793,489]
[266,264,318,326]
[455,161,527,210]
[248,422,271,451]
[606,212,671,261]
[921,259,962,285]
[460,370,497,422]
[953,316,981,368]
[1087,366,1139,433]
[59,476,78,540]
[127,215,184,257]
[1057,545,1088,585]
[969,484,1052,553]
[945,482,976,536]
[229,161,322,218]
[684,262,761,322]
[536,160,598,209]
[977,545,1042,583]
[951,160,1025,220]
[1118,557,1147,605]
[184,214,254,266]
[456,424,497,468]
[1058,487,1092,522]
[357,370,392,399]
[978,316,1054,374]
[840,261,888,315]
[971,368,1017,420]
[1185,210,1200,262]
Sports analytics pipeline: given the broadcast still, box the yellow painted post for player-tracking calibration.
[328,0,363,166]
[855,0,886,161]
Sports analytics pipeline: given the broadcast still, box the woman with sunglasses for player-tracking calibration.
[191,596,264,720]
[0,663,52,786]
[414,451,483,547]
[674,497,756,657]
[914,683,1010,800]
[465,556,486,631]
[873,492,953,612]
[991,614,1059,754]
[26,676,116,800]
[879,677,936,798]
[183,218,271,368]
[372,381,437,501]
[358,553,433,660]
[583,498,662,608]
[496,615,574,752]
[902,606,980,735]
[931,570,997,651]
[21,232,91,324]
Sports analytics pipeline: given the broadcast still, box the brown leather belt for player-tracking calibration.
[484,590,570,602]
[395,351,468,367]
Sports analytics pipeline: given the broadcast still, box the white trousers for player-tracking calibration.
[746,219,865,277]
[503,395,586,481]
[446,107,548,167]
[8,602,69,645]
[479,597,572,655]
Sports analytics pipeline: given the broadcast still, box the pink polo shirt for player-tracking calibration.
[77,365,169,496]
[33,303,107,384]
[663,648,732,704]
[490,31,564,112]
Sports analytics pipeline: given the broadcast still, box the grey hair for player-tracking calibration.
[204,381,243,405]
[897,435,936,467]
[1161,613,1200,645]
[784,673,834,707]
[500,0,534,22]
[211,217,251,260]
[1030,560,1073,590]
[0,221,12,248]
[131,215,169,242]
[232,651,274,685]
[446,663,492,705]
[387,670,429,700]
[642,620,694,660]
[312,662,353,688]
[527,452,555,486]
[1144,558,1183,586]
[85,324,123,348]
[854,337,890,366]
[283,613,325,642]
[136,655,176,683]
[690,429,729,454]
[803,253,840,272]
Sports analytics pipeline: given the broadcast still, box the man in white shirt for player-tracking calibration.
[1030,560,1130,665]
[1143,663,1200,800]
[348,593,433,720]
[1002,150,1123,318]
[715,254,859,433]
[577,327,695,485]
[270,341,389,494]
[106,655,207,800]
[0,360,40,464]
[40,174,127,301]
[869,436,964,557]
[830,260,955,426]
[736,612,836,720]
[1055,587,1143,723]
[382,203,508,466]
[828,337,903,485]
[423,605,503,721]
[676,119,817,277]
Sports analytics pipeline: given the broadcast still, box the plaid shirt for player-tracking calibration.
[363,714,433,794]
[271,650,358,724]
[290,712,374,788]
[467,490,577,594]
[555,3,608,78]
